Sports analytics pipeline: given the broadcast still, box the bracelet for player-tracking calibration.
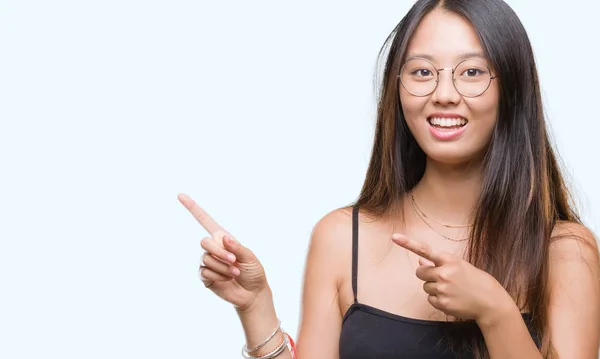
[243,319,281,354]
[285,333,296,359]
[262,334,289,359]
[242,333,288,359]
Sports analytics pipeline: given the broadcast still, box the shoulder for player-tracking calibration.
[295,207,357,356]
[312,206,354,235]
[309,206,354,255]
[546,223,600,355]
[551,220,596,240]
[548,221,599,294]
[550,221,599,264]
[305,206,355,281]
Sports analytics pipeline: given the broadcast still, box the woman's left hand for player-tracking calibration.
[392,233,514,323]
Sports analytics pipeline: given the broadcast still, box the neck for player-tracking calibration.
[411,158,483,226]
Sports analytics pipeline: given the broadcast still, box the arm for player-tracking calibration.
[393,233,544,357]
[294,210,347,358]
[236,210,348,358]
[236,290,294,359]
[546,223,600,358]
[477,299,542,358]
[477,223,600,359]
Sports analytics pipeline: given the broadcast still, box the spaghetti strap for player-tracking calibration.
[351,205,359,304]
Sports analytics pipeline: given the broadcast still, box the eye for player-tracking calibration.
[412,69,434,77]
[461,68,484,77]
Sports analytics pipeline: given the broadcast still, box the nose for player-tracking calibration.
[431,68,461,105]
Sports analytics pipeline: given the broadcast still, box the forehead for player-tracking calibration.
[406,8,485,64]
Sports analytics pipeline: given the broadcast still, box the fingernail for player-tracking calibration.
[224,236,235,246]
[227,253,236,263]
[232,267,240,276]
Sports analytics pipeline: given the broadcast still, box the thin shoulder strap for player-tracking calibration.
[351,205,359,304]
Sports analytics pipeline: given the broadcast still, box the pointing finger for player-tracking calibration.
[178,193,223,236]
[392,233,449,266]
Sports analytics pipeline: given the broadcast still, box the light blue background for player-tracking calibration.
[1,1,598,358]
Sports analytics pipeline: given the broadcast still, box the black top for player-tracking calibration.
[338,205,540,358]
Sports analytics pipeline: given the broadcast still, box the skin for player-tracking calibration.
[401,8,499,168]
[180,8,600,359]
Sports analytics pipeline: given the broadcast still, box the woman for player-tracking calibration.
[179,0,600,357]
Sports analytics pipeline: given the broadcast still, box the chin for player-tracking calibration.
[420,144,485,166]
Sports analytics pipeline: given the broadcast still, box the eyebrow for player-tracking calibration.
[405,51,488,63]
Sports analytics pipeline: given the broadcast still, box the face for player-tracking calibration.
[399,8,499,165]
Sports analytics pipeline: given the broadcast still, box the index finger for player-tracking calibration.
[391,233,448,266]
[178,193,223,235]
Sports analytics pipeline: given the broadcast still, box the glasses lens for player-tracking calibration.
[454,59,492,97]
[400,59,437,96]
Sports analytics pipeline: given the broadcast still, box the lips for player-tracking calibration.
[426,113,468,140]
[427,117,467,128]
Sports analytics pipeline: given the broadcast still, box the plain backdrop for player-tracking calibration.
[1,1,599,358]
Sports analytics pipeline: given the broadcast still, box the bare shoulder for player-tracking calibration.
[550,221,599,265]
[548,220,600,298]
[546,223,600,356]
[295,207,356,357]
[311,206,354,238]
[307,206,355,274]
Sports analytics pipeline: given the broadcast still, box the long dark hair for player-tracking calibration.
[354,0,580,357]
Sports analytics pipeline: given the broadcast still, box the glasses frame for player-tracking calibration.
[397,57,497,98]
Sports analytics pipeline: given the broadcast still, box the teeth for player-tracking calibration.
[428,117,467,127]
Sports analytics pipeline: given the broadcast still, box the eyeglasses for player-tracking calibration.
[398,57,497,98]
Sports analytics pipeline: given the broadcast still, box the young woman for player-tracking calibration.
[179,0,600,357]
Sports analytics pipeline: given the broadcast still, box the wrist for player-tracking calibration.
[235,286,274,315]
[235,287,283,352]
[476,289,519,330]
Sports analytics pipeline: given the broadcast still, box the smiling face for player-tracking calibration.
[399,8,500,165]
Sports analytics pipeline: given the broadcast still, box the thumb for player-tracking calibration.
[223,235,256,263]
[419,256,436,267]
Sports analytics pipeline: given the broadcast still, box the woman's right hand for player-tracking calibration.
[178,193,269,311]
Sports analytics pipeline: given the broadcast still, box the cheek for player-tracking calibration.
[399,91,428,123]
[466,89,499,128]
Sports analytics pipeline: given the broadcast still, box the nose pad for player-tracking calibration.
[432,69,460,104]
